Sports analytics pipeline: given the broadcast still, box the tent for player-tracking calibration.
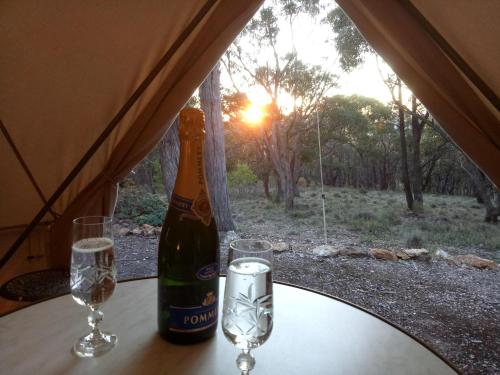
[1,0,499,312]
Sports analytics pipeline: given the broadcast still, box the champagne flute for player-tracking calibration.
[70,216,117,358]
[222,239,273,374]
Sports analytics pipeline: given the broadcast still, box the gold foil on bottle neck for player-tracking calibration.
[179,108,205,138]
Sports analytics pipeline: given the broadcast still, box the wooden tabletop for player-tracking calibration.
[0,278,456,375]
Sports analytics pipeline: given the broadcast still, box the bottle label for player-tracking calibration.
[170,192,212,226]
[170,193,193,214]
[196,263,219,280]
[169,292,218,332]
[192,189,212,226]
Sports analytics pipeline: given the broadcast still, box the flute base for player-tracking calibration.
[73,331,117,358]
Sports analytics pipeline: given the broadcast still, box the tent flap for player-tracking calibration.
[0,0,263,272]
[336,0,500,187]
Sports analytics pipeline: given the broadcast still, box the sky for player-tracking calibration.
[220,3,397,111]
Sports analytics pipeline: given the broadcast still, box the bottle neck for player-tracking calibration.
[173,136,208,201]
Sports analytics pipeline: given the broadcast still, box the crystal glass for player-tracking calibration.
[70,216,117,358]
[222,239,273,374]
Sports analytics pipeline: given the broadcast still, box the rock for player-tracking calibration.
[117,227,131,236]
[396,248,429,260]
[339,248,369,258]
[396,250,411,260]
[311,245,339,257]
[273,242,289,252]
[434,249,451,259]
[453,255,497,270]
[131,227,142,236]
[405,248,429,257]
[370,248,397,261]
[153,226,162,235]
[141,224,155,236]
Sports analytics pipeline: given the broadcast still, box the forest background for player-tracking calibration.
[116,1,500,255]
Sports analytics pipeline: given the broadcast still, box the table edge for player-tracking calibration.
[0,274,461,374]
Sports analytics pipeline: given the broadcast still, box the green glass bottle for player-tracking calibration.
[158,108,219,344]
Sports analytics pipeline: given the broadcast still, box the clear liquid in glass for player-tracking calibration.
[222,257,273,350]
[70,237,116,307]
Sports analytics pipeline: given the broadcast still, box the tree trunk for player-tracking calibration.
[263,106,295,210]
[291,151,302,197]
[159,116,180,199]
[262,172,271,199]
[131,158,155,193]
[397,79,413,210]
[199,63,235,231]
[283,163,295,210]
[410,96,424,211]
[462,158,500,223]
[422,158,437,192]
[380,152,389,190]
[274,170,283,203]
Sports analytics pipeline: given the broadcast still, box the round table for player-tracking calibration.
[0,278,457,375]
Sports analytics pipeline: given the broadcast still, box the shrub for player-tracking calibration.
[228,163,258,188]
[115,188,166,226]
[228,163,259,198]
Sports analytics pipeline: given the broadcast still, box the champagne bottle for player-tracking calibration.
[158,108,219,344]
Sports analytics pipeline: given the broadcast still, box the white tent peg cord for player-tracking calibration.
[316,111,328,245]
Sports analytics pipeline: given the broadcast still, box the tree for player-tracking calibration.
[316,95,398,190]
[224,2,336,209]
[409,95,429,211]
[130,149,161,193]
[199,63,235,231]
[396,79,414,210]
[159,117,180,199]
[326,7,431,211]
[324,6,372,72]
[222,92,275,200]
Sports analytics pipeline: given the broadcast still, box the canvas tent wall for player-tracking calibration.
[1,0,499,309]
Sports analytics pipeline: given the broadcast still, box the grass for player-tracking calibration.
[230,186,500,252]
[116,184,500,254]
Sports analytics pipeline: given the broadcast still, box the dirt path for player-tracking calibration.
[115,234,499,375]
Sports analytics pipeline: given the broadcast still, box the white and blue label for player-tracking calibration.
[169,293,218,332]
[196,263,218,280]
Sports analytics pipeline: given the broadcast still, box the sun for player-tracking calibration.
[242,102,265,126]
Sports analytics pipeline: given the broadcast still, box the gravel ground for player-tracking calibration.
[115,234,500,375]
